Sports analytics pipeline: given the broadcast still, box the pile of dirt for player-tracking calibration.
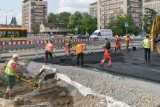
[23,86,73,107]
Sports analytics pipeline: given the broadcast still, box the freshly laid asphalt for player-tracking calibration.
[85,49,160,83]
[33,48,160,83]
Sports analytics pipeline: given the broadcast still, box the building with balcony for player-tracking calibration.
[22,0,48,34]
[143,0,160,15]
[97,0,143,30]
[89,2,98,18]
[40,23,67,35]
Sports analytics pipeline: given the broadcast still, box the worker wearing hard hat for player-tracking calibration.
[101,38,112,67]
[115,35,121,53]
[44,40,54,65]
[142,35,152,62]
[4,54,22,99]
[125,34,131,51]
[75,42,86,68]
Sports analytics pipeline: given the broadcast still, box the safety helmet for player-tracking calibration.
[12,54,19,59]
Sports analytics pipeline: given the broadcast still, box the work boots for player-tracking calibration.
[107,60,112,67]
[3,93,9,99]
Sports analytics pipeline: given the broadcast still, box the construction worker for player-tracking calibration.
[44,40,54,65]
[101,38,112,67]
[4,54,22,99]
[115,35,121,53]
[142,35,152,62]
[65,36,72,56]
[125,34,131,51]
[76,42,86,68]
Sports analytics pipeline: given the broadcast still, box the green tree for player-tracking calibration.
[68,11,83,34]
[80,12,97,35]
[107,13,137,36]
[143,8,158,34]
[48,11,97,35]
[59,12,71,25]
[48,13,59,23]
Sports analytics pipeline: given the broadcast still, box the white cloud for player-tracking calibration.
[57,0,96,13]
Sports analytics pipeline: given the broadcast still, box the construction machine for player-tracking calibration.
[150,15,160,54]
[16,65,58,92]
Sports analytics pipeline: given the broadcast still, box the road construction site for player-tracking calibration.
[0,39,160,107]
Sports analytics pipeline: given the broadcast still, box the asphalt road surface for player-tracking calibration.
[32,48,160,83]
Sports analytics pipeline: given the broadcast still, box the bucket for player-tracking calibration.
[132,47,136,50]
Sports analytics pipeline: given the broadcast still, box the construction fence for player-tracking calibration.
[0,37,143,59]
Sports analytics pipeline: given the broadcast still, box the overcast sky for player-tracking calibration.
[0,0,96,25]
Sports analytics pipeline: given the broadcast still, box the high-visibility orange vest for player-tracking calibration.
[45,43,53,52]
[116,37,121,44]
[125,36,130,42]
[76,44,83,55]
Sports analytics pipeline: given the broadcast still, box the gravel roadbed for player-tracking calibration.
[27,61,160,107]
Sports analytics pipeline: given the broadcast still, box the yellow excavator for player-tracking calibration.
[150,15,160,54]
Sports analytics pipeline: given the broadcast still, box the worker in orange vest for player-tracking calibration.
[115,35,121,53]
[44,40,54,65]
[65,37,72,56]
[75,42,86,68]
[125,34,130,51]
[101,38,112,67]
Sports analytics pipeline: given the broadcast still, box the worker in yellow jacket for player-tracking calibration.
[44,40,54,65]
[4,54,22,99]
[76,42,86,68]
[142,35,152,62]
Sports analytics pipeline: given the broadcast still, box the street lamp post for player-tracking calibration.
[86,28,88,36]
[75,27,78,35]
[0,9,13,25]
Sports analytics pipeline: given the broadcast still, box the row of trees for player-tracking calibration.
[48,9,158,36]
[107,8,159,36]
[48,11,97,35]
[106,13,138,36]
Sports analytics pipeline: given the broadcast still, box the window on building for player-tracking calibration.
[119,9,123,13]
[132,9,136,12]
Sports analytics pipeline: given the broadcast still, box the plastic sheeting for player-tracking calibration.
[57,73,130,107]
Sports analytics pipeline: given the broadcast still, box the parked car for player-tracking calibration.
[137,33,147,39]
[76,35,90,39]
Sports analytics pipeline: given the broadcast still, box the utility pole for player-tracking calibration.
[104,15,106,29]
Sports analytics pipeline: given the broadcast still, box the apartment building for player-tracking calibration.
[97,0,143,30]
[143,0,160,15]
[89,2,98,18]
[22,0,48,34]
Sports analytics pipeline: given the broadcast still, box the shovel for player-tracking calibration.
[53,54,66,62]
[71,56,77,62]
